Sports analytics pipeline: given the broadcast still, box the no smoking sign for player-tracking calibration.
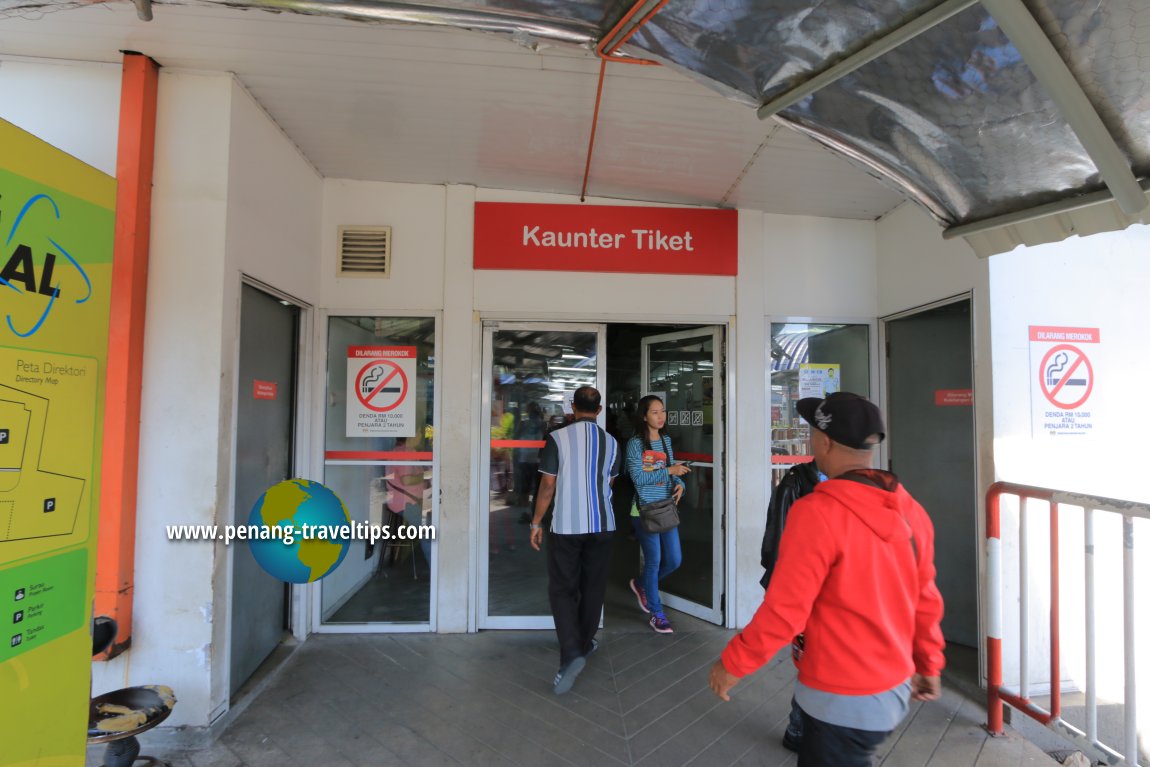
[1028,326,1099,437]
[347,346,417,437]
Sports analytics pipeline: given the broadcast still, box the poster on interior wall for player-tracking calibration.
[1028,325,1099,438]
[346,346,417,437]
[798,363,840,398]
[0,119,115,765]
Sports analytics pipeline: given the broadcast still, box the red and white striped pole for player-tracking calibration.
[986,482,1005,734]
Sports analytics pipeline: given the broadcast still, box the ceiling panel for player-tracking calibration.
[0,2,905,219]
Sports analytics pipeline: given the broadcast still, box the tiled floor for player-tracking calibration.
[97,624,1060,767]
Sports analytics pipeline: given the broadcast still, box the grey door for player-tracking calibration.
[230,284,299,696]
[886,299,977,647]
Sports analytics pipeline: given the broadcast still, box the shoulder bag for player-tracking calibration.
[638,436,681,533]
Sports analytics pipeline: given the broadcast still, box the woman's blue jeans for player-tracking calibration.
[631,516,682,615]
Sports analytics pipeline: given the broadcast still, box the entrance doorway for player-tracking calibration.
[884,296,978,647]
[478,321,726,630]
[230,283,300,697]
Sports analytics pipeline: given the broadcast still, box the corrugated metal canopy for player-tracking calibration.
[2,0,1147,256]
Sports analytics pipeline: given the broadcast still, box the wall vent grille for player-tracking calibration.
[338,225,391,278]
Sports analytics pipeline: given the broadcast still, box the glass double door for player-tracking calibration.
[479,321,724,629]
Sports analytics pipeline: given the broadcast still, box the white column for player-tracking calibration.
[732,209,768,626]
[438,184,478,632]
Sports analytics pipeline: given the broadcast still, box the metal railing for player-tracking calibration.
[986,481,1147,765]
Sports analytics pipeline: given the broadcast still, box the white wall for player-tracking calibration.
[89,71,323,730]
[320,179,446,311]
[989,225,1150,744]
[989,226,1149,501]
[226,80,322,302]
[766,213,878,318]
[0,57,121,175]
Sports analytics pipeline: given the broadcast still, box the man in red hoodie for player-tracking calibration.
[709,392,945,766]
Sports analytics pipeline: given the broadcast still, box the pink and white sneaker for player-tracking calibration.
[629,578,650,614]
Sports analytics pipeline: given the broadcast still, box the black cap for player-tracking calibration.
[796,392,885,450]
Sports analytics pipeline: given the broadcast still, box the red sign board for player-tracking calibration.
[474,202,738,276]
[253,380,277,400]
[934,389,973,406]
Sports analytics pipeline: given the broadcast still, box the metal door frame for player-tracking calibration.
[478,321,607,630]
[767,314,882,462]
[640,325,725,624]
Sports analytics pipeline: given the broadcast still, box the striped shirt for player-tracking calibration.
[625,434,685,508]
[539,418,621,535]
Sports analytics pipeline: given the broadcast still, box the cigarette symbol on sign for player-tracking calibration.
[355,359,410,412]
[1038,344,1093,410]
[1045,352,1087,388]
[360,366,402,397]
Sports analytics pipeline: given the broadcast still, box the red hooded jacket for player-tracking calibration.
[722,470,945,695]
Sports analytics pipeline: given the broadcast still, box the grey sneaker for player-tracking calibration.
[553,656,586,695]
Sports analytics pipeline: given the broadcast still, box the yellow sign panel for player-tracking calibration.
[0,118,115,766]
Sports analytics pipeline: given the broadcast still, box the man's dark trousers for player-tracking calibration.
[798,709,889,767]
[547,531,614,667]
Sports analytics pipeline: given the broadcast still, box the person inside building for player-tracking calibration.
[512,401,545,508]
[383,436,430,567]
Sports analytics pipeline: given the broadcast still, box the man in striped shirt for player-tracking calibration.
[529,386,622,695]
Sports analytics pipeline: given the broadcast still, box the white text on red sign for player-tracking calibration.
[523,227,695,252]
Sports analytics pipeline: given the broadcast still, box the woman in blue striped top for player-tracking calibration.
[626,394,691,633]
